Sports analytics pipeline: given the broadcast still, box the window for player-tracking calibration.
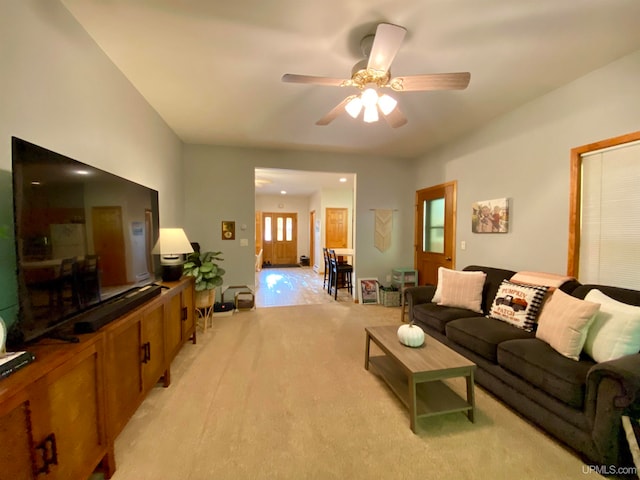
[285,217,293,241]
[569,132,640,289]
[423,198,445,254]
[264,216,272,242]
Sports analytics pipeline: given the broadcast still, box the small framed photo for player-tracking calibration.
[222,221,235,240]
[358,277,380,305]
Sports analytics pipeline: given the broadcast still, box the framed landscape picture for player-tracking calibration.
[358,277,380,305]
[472,197,509,233]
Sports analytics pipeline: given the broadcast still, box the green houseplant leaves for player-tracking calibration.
[182,251,225,292]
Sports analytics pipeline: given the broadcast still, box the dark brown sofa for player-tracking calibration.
[405,265,640,468]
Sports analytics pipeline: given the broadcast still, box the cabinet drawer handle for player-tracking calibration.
[36,433,58,474]
[141,344,147,364]
[141,342,151,364]
[181,306,188,321]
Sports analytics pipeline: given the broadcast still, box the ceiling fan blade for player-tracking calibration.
[315,95,356,126]
[389,72,471,92]
[367,23,407,73]
[383,106,408,128]
[282,73,347,87]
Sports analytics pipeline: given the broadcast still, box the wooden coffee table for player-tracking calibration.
[364,325,476,433]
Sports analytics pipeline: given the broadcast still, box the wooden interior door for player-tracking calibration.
[415,181,456,286]
[325,208,348,248]
[92,206,127,286]
[262,212,298,265]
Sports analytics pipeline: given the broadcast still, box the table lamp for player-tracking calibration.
[152,228,194,281]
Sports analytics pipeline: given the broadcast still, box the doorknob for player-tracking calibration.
[445,257,452,261]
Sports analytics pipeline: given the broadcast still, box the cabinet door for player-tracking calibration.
[181,285,195,341]
[106,315,143,437]
[0,400,35,480]
[45,349,105,480]
[142,304,165,390]
[165,293,183,362]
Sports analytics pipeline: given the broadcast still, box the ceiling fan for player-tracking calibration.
[282,23,470,128]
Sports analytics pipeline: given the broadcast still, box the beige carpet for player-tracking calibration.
[106,302,598,480]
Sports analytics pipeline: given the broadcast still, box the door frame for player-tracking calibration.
[414,181,457,285]
[261,211,298,265]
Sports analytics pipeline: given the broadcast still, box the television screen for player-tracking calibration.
[11,137,161,344]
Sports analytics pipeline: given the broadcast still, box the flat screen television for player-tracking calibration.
[10,137,162,346]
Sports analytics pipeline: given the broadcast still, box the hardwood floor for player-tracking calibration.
[255,266,354,307]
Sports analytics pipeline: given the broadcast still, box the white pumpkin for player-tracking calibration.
[397,323,425,347]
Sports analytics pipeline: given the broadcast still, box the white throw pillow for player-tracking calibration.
[583,289,640,363]
[535,289,600,360]
[437,268,486,314]
[431,266,445,303]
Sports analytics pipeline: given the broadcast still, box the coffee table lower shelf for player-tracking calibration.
[369,355,474,425]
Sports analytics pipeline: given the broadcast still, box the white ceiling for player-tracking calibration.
[255,168,354,196]
[59,0,640,192]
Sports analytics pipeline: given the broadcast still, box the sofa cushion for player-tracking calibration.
[583,289,640,362]
[412,303,480,334]
[497,338,595,409]
[446,316,534,363]
[489,280,549,332]
[535,289,600,361]
[437,268,486,313]
[462,265,517,314]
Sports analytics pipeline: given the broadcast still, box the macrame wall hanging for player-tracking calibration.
[373,209,394,252]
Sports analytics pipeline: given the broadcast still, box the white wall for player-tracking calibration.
[183,145,415,291]
[414,49,640,275]
[0,1,184,327]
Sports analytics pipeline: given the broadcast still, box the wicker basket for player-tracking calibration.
[380,289,401,307]
[195,288,215,309]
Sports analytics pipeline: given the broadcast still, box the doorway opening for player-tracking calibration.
[254,168,356,306]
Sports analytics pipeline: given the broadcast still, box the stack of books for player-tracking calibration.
[0,351,36,380]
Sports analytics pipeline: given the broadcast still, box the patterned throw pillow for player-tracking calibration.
[489,280,549,332]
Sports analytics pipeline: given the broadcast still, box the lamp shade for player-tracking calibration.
[377,94,397,115]
[152,228,194,282]
[152,228,194,256]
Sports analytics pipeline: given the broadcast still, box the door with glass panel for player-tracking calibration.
[262,212,298,265]
[415,182,456,286]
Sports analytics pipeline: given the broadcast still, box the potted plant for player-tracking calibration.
[182,250,225,308]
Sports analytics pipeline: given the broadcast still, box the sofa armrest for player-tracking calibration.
[587,353,640,410]
[585,353,640,464]
[404,285,436,312]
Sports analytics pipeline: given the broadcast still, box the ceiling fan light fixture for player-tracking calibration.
[345,96,363,118]
[361,88,378,108]
[377,94,397,115]
[363,104,379,123]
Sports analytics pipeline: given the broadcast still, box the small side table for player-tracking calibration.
[391,268,418,322]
